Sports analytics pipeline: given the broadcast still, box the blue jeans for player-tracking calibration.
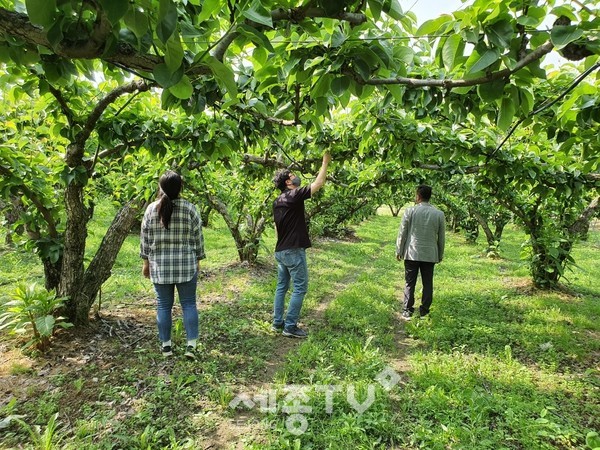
[273,248,308,330]
[153,272,199,343]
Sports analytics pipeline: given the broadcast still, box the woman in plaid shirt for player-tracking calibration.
[141,171,205,359]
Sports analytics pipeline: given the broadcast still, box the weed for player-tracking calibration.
[0,283,72,352]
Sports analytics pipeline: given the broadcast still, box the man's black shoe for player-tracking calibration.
[271,322,284,333]
[282,326,308,338]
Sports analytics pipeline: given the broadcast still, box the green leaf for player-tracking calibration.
[441,34,463,70]
[26,0,56,27]
[157,0,178,44]
[206,56,238,98]
[551,25,584,49]
[198,0,221,22]
[370,42,391,67]
[331,30,346,48]
[518,87,534,115]
[315,96,329,117]
[468,48,500,74]
[497,97,516,131]
[169,75,193,99]
[338,89,351,108]
[386,84,404,104]
[353,58,371,80]
[486,20,514,49]
[516,6,545,27]
[237,24,275,53]
[258,76,278,92]
[273,101,294,118]
[331,76,350,96]
[396,46,414,65]
[550,5,577,21]
[98,0,129,24]
[35,315,55,337]
[311,74,332,98]
[586,431,600,449]
[242,0,273,28]
[416,15,452,37]
[164,33,184,73]
[124,9,149,38]
[153,63,183,88]
[382,0,403,21]
[477,79,505,102]
[368,0,383,22]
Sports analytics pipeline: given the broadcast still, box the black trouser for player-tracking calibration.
[403,260,435,315]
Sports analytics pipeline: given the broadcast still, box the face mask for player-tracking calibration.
[291,176,301,187]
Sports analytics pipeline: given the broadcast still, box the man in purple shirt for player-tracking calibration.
[271,152,331,338]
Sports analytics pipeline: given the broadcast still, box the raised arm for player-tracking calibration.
[310,152,332,195]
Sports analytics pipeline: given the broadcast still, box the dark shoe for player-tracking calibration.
[401,311,412,321]
[282,326,308,338]
[161,345,173,357]
[184,345,196,360]
[271,322,284,333]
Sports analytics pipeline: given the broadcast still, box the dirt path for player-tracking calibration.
[206,234,412,448]
[205,254,377,448]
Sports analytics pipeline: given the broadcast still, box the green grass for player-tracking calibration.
[0,204,598,449]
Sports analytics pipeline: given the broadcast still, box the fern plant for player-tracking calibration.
[0,283,72,352]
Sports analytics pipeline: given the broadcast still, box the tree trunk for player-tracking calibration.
[388,204,401,217]
[78,200,144,322]
[207,194,269,264]
[200,204,212,228]
[59,182,89,323]
[43,258,62,291]
[58,199,143,325]
[530,237,561,288]
[471,210,496,248]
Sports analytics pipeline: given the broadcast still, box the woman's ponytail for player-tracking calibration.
[157,171,182,229]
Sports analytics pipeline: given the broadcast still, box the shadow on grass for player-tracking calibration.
[408,286,600,372]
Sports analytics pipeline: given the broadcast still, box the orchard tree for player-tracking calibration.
[0,77,179,323]
[1,0,599,326]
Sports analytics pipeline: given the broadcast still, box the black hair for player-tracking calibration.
[157,171,182,229]
[416,184,432,201]
[273,169,291,192]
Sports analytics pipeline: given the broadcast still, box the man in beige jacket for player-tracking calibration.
[396,185,445,320]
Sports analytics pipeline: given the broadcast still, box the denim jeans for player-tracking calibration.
[273,248,308,330]
[153,272,199,343]
[403,260,435,315]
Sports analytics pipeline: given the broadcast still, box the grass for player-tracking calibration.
[0,202,599,449]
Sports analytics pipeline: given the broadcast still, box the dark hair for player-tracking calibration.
[273,169,291,192]
[416,184,432,201]
[157,171,182,229]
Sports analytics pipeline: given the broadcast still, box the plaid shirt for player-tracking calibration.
[140,198,205,284]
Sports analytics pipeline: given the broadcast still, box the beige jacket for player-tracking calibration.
[396,202,445,263]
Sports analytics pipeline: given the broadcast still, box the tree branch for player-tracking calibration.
[212,8,367,62]
[343,41,554,88]
[44,80,77,128]
[0,8,163,71]
[492,61,600,157]
[0,166,59,238]
[54,1,112,58]
[66,79,150,166]
[568,196,600,237]
[234,105,298,126]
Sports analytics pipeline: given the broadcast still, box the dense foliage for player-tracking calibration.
[0,0,599,324]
